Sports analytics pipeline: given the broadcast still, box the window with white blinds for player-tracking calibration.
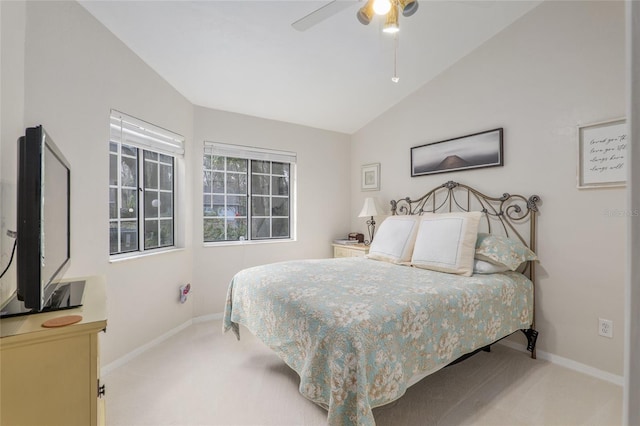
[110,110,185,155]
[109,110,184,256]
[203,142,296,243]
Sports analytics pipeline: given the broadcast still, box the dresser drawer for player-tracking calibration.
[332,244,369,258]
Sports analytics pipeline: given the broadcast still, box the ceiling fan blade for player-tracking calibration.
[292,1,356,32]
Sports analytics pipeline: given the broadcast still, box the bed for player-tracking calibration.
[223,181,540,426]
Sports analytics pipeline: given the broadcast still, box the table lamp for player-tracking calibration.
[358,197,381,245]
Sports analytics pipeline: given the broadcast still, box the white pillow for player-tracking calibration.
[410,212,482,276]
[366,216,420,264]
[473,259,509,274]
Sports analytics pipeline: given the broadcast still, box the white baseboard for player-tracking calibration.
[193,312,223,323]
[101,319,193,376]
[498,340,624,387]
[100,313,224,376]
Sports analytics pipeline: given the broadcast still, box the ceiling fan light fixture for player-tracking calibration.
[357,0,375,25]
[382,5,399,34]
[373,0,392,16]
[399,0,419,17]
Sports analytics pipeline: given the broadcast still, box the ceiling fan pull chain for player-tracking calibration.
[392,33,400,83]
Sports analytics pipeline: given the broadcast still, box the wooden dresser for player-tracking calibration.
[0,276,107,426]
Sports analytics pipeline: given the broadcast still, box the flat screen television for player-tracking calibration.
[0,126,83,318]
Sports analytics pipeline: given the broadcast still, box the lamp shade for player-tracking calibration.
[399,0,419,17]
[358,197,382,217]
[382,4,399,33]
[357,0,375,25]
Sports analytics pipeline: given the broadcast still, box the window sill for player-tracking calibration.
[109,247,185,263]
[203,238,296,248]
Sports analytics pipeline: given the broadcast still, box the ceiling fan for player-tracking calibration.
[292,0,419,32]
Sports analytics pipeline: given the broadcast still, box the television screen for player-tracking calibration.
[41,140,70,296]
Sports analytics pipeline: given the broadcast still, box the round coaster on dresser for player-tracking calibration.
[42,315,83,328]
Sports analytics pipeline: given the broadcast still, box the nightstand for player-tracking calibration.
[332,243,370,258]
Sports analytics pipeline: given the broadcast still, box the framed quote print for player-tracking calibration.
[577,118,627,188]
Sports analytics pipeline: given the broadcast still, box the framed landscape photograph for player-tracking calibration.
[361,163,380,191]
[411,128,504,177]
[577,118,627,189]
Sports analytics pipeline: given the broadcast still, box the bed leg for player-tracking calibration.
[521,328,539,359]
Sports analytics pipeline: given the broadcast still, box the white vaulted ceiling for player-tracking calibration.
[79,0,542,134]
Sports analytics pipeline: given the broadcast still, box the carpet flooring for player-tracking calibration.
[104,320,622,426]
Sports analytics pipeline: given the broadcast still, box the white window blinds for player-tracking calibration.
[110,110,185,156]
[204,142,296,164]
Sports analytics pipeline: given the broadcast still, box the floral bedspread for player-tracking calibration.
[223,257,533,426]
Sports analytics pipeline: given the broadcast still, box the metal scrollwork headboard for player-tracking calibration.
[391,180,541,279]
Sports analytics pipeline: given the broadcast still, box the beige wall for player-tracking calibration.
[0,0,26,305]
[191,106,351,316]
[351,1,626,376]
[12,0,196,366]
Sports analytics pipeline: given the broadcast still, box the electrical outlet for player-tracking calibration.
[599,318,613,338]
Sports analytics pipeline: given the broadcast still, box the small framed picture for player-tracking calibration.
[361,163,380,191]
[577,118,627,188]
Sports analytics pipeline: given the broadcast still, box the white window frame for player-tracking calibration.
[109,110,185,259]
[203,142,297,246]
